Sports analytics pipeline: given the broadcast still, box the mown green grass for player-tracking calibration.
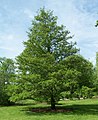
[0,99,98,120]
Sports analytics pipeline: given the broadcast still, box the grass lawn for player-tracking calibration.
[0,99,98,120]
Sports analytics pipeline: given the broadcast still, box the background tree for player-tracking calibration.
[9,8,78,109]
[95,20,98,27]
[61,55,94,99]
[0,57,15,105]
[93,52,98,96]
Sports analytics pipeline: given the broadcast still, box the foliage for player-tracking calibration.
[81,86,94,99]
[64,55,94,87]
[60,55,94,99]
[0,57,15,105]
[94,52,98,93]
[95,20,98,27]
[9,8,78,109]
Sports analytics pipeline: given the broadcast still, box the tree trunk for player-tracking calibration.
[51,95,56,110]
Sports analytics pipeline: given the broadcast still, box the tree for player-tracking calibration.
[9,8,78,109]
[93,52,98,95]
[0,57,15,105]
[61,55,94,99]
[95,20,98,27]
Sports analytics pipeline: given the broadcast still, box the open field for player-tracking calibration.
[0,99,98,120]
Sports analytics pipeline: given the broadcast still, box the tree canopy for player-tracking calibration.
[9,8,79,109]
[61,55,94,99]
[95,20,98,27]
[0,57,15,105]
[9,8,94,109]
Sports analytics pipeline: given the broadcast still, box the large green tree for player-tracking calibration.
[0,57,15,105]
[9,8,78,109]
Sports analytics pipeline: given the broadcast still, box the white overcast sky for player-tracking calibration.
[0,0,98,65]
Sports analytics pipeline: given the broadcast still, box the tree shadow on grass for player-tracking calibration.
[22,104,98,116]
[0,102,36,107]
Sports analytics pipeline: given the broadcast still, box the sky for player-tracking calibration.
[0,0,98,65]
